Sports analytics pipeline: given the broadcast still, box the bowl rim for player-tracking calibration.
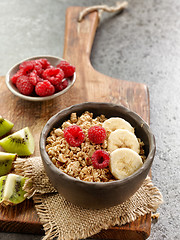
[40,102,156,186]
[5,55,76,101]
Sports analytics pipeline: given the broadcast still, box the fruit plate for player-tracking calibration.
[0,6,151,240]
[5,55,76,101]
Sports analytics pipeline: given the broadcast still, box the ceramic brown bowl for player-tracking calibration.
[40,102,155,209]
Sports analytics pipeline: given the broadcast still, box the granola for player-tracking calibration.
[46,111,145,182]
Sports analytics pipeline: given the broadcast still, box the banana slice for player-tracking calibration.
[108,129,140,153]
[102,117,134,133]
[110,148,143,180]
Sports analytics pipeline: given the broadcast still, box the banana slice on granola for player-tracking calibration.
[108,129,140,153]
[110,148,143,180]
[102,117,134,133]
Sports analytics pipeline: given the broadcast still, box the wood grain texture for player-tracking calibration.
[0,6,151,239]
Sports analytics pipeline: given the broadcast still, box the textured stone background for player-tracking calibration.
[0,0,179,239]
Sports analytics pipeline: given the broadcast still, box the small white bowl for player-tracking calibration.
[5,55,76,101]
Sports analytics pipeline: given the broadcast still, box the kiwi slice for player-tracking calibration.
[0,152,17,176]
[0,116,14,137]
[0,175,7,203]
[0,174,27,206]
[0,127,34,156]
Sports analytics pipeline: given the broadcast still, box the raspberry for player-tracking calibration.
[34,60,43,75]
[49,71,64,85]
[56,69,65,81]
[11,69,25,84]
[55,79,68,92]
[91,150,110,169]
[56,61,75,78]
[42,67,64,85]
[35,80,55,97]
[88,126,106,144]
[16,75,34,96]
[64,125,85,147]
[19,60,34,73]
[43,67,60,78]
[37,58,50,69]
[29,70,42,86]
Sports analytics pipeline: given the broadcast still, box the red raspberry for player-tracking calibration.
[29,70,43,86]
[42,67,64,85]
[88,126,106,144]
[35,80,55,97]
[55,79,68,92]
[19,60,34,73]
[56,69,65,81]
[16,75,34,96]
[49,71,64,85]
[11,69,25,84]
[34,60,43,75]
[56,61,75,78]
[43,67,60,78]
[37,58,50,69]
[64,125,85,147]
[91,150,110,169]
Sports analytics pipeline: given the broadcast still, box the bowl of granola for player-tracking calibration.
[40,102,155,209]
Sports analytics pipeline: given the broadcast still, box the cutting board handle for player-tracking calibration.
[62,6,149,123]
[63,7,99,66]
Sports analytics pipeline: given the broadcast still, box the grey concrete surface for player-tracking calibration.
[0,0,179,239]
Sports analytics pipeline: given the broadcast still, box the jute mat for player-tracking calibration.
[14,157,163,240]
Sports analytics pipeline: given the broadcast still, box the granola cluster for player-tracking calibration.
[46,112,115,182]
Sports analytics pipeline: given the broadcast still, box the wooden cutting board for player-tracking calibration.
[0,6,151,240]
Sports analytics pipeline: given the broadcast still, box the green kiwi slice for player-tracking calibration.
[0,116,14,137]
[0,152,17,176]
[0,175,7,203]
[0,174,27,206]
[0,127,34,156]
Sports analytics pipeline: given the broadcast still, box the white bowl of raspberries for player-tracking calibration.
[6,55,76,101]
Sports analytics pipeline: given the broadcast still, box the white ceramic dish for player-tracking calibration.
[5,55,76,101]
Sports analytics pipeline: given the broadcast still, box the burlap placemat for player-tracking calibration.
[14,157,163,240]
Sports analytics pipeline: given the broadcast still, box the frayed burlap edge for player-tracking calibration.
[32,177,163,240]
[33,194,60,240]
